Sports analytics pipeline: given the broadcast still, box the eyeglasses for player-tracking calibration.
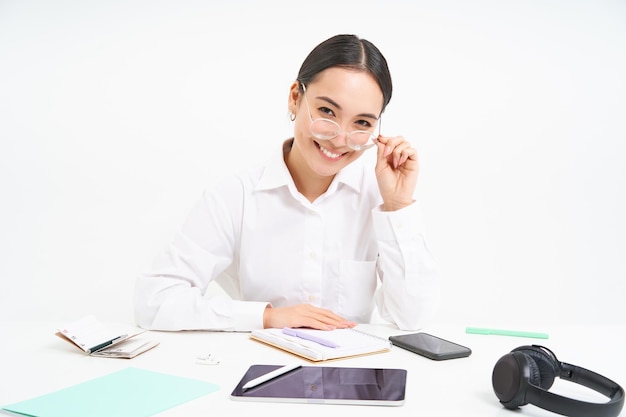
[301,83,380,151]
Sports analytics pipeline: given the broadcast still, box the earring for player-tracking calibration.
[289,112,296,121]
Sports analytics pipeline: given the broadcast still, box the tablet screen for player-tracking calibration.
[230,364,407,406]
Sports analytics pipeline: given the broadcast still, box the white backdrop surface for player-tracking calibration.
[1,0,625,326]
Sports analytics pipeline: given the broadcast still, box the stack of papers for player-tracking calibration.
[56,315,158,358]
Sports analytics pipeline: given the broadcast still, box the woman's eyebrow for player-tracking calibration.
[317,95,379,120]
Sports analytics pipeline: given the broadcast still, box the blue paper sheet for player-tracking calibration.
[2,367,220,417]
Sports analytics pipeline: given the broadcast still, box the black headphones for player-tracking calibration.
[492,345,624,417]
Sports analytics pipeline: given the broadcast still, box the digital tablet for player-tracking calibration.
[230,364,407,406]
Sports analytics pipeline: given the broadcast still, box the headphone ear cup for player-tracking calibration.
[492,351,539,408]
[513,346,559,390]
[524,353,543,388]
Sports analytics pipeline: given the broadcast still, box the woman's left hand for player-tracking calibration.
[374,135,419,211]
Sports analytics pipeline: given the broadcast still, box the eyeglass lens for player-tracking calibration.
[310,120,374,147]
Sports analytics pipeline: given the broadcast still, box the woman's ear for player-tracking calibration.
[287,81,301,113]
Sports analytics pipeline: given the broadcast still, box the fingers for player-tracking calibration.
[308,307,355,329]
[264,304,356,330]
[295,304,356,330]
[376,135,417,169]
[374,135,420,211]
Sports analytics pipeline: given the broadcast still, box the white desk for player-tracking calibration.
[1,322,624,417]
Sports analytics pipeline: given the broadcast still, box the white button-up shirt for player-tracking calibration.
[135,141,439,331]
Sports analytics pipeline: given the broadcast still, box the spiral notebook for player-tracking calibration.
[250,327,392,362]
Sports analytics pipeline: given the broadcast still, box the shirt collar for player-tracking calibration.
[255,139,363,194]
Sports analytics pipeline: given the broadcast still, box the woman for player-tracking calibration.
[134,34,439,332]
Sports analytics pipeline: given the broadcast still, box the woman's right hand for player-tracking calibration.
[263,303,356,330]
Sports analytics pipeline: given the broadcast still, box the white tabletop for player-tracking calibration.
[1,322,623,416]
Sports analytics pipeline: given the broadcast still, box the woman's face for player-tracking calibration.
[288,67,384,178]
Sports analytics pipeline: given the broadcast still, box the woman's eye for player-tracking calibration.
[319,106,335,117]
[356,119,373,129]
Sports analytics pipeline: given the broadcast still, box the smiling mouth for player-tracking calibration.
[316,142,345,160]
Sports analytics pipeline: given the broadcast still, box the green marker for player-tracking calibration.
[466,327,549,339]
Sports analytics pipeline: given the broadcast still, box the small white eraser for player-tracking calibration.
[196,353,220,365]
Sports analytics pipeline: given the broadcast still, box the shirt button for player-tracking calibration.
[308,295,316,302]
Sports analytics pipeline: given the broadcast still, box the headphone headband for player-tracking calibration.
[493,346,624,417]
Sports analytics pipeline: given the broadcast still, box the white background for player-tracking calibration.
[1,0,624,327]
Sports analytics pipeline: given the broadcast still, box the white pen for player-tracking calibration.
[242,364,302,390]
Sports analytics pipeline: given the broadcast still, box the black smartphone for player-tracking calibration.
[389,332,471,360]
